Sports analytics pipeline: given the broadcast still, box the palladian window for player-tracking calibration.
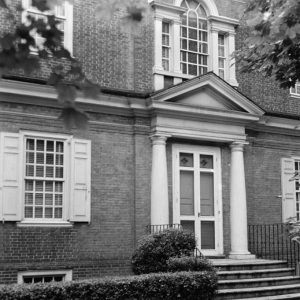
[180,0,208,76]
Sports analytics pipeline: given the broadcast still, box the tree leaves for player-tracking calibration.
[236,0,300,88]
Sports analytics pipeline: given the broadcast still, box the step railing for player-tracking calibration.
[248,223,300,274]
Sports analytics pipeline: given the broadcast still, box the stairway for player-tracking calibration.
[213,259,300,299]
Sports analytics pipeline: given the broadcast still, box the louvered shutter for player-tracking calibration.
[70,139,91,222]
[281,158,296,222]
[0,133,22,221]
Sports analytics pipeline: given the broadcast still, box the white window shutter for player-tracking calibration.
[0,133,22,221]
[70,139,91,222]
[281,158,296,222]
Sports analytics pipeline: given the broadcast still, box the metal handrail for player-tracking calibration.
[248,223,300,274]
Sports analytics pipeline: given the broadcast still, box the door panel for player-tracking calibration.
[180,171,194,215]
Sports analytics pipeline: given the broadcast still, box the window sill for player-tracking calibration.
[17,221,73,227]
[290,93,300,99]
[153,69,193,80]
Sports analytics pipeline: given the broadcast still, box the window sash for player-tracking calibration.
[24,138,65,220]
[162,22,171,71]
[180,1,208,76]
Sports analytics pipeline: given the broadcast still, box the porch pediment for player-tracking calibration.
[151,72,265,116]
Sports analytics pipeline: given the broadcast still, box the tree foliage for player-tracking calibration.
[236,0,300,89]
[0,0,147,128]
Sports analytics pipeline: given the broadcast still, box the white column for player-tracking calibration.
[150,134,169,225]
[229,142,255,259]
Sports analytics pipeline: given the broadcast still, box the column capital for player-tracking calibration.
[230,141,248,152]
[150,134,171,145]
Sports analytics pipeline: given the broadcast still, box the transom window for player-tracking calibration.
[24,138,64,220]
[180,0,208,76]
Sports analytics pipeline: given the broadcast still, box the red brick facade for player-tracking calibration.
[0,0,299,284]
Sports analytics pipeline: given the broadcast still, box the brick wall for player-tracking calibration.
[0,0,154,92]
[245,130,300,225]
[0,98,151,284]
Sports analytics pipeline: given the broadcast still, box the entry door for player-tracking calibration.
[173,145,223,256]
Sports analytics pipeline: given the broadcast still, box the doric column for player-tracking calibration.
[229,142,255,259]
[150,134,169,225]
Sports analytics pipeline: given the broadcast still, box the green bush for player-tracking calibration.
[0,271,217,300]
[131,229,196,274]
[167,256,214,272]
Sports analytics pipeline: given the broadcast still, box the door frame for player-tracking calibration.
[172,144,223,256]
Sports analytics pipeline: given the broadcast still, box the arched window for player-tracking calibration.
[180,0,208,76]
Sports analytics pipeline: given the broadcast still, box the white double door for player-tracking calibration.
[172,145,223,256]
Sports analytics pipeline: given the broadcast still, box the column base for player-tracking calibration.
[229,252,256,260]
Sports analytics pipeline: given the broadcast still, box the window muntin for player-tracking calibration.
[162,22,171,71]
[218,34,226,79]
[180,0,208,76]
[24,138,64,220]
[291,82,300,97]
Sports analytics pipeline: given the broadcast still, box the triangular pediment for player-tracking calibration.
[151,73,265,116]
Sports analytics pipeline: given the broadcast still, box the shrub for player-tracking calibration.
[0,271,217,300]
[131,229,196,274]
[167,256,215,272]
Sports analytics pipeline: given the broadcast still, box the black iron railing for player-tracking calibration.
[145,224,204,258]
[248,223,300,272]
[145,223,182,234]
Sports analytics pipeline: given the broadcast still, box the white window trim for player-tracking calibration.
[19,131,72,226]
[151,0,239,90]
[18,270,72,284]
[22,0,73,54]
[290,82,300,98]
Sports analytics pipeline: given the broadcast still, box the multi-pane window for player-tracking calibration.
[18,270,72,284]
[24,138,64,220]
[218,34,226,79]
[180,0,208,76]
[23,274,65,284]
[295,161,300,221]
[291,82,300,97]
[23,0,67,49]
[162,22,171,71]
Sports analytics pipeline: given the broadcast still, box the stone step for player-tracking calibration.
[217,284,300,300]
[234,293,300,300]
[218,268,295,280]
[218,276,300,289]
[213,259,288,271]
